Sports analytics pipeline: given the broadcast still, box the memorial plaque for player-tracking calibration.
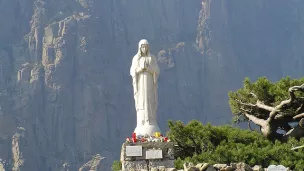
[146,149,163,159]
[126,146,142,156]
[267,165,287,171]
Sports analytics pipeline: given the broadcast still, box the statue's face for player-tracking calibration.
[140,44,148,55]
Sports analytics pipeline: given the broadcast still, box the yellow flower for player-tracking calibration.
[154,132,161,138]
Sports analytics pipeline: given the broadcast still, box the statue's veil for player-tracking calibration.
[136,39,151,58]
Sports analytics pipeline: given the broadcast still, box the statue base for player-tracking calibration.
[134,124,161,136]
[120,142,174,171]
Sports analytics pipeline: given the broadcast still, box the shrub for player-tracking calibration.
[167,120,304,170]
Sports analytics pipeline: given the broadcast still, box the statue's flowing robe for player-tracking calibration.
[130,54,160,126]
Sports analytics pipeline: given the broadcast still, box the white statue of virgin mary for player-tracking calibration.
[130,39,161,136]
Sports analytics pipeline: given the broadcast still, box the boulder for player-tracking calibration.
[195,163,210,171]
[205,166,216,171]
[230,163,237,169]
[151,168,159,171]
[183,162,197,171]
[166,168,177,171]
[236,162,252,171]
[252,165,263,171]
[225,166,235,171]
[159,166,166,171]
[213,164,227,170]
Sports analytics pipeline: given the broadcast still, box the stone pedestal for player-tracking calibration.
[120,142,174,171]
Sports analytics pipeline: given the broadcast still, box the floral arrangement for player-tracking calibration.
[126,132,170,143]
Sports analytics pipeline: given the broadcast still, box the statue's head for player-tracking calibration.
[138,39,150,57]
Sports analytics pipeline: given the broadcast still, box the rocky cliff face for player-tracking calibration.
[197,0,304,123]
[0,0,303,170]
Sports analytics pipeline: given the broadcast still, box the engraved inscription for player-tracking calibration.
[126,146,143,157]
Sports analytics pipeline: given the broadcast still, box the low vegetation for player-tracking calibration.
[168,120,304,170]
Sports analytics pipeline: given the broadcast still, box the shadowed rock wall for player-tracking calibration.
[0,0,303,170]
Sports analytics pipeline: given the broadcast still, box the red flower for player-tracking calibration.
[132,133,137,143]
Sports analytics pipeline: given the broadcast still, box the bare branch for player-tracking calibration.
[244,113,267,127]
[250,92,275,111]
[268,84,304,122]
[274,114,285,119]
[249,92,258,98]
[291,145,304,150]
[288,84,304,100]
[240,107,252,113]
[296,104,304,114]
[248,121,254,131]
[268,99,291,122]
[284,123,304,140]
[236,99,255,107]
[289,84,304,92]
[294,113,304,119]
[274,114,296,122]
[256,101,275,111]
[236,99,274,112]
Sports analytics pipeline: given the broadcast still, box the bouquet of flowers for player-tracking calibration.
[126,132,170,143]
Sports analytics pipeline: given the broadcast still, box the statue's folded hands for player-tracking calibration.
[145,66,154,74]
[135,67,145,73]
